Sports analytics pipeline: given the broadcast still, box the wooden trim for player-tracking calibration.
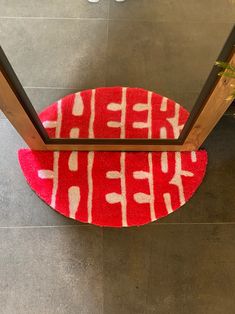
[184,52,235,150]
[43,143,196,152]
[0,71,46,150]
[179,25,235,142]
[0,25,234,151]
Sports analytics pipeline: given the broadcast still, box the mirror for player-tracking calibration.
[0,1,234,142]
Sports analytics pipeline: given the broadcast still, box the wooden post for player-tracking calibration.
[184,53,235,150]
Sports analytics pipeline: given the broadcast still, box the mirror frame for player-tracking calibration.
[0,26,234,151]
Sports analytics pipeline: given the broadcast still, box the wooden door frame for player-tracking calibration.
[0,26,234,151]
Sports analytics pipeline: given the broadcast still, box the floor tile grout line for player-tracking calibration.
[1,222,235,229]
[0,225,90,229]
[156,222,235,225]
[0,17,233,23]
[23,86,202,93]
[0,16,108,20]
[157,222,235,225]
[144,233,153,314]
[101,4,109,307]
[24,86,79,90]
[101,224,104,314]
[1,113,234,121]
[103,0,111,87]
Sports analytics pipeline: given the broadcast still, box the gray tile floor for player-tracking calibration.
[0,1,235,313]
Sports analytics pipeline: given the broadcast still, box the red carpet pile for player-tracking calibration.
[18,87,207,227]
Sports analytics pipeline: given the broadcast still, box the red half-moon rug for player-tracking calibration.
[18,87,207,227]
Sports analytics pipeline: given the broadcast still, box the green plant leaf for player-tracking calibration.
[216,60,235,101]
[215,61,235,72]
[218,71,235,79]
